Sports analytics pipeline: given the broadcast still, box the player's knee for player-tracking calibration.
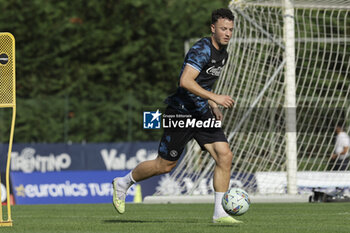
[155,157,177,174]
[157,163,176,174]
[217,150,233,168]
[162,163,176,174]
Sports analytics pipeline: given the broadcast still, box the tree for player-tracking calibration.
[0,0,229,142]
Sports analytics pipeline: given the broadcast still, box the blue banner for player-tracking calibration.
[11,170,144,205]
[1,142,159,173]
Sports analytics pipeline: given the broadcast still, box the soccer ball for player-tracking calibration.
[222,188,250,216]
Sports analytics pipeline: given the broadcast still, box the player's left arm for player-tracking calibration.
[332,145,349,159]
[342,146,349,155]
[208,100,223,121]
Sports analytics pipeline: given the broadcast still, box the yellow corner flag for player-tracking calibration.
[0,32,16,227]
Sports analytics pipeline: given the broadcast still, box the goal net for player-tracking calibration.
[151,0,350,199]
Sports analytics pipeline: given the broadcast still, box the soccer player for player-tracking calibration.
[113,8,240,224]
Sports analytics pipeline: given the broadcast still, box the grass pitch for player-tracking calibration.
[1,202,350,233]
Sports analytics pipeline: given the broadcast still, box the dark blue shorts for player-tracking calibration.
[158,106,228,161]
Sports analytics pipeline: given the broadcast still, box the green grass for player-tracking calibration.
[1,202,350,233]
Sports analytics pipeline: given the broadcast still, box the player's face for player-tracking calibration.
[211,18,234,48]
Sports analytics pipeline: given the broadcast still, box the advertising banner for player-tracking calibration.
[256,171,350,194]
[3,142,180,204]
[11,170,143,205]
[0,142,158,173]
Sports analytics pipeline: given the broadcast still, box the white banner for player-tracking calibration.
[256,171,350,194]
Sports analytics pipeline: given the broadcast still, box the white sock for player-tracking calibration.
[213,192,229,219]
[115,171,136,191]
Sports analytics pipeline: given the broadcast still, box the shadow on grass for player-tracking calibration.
[104,219,241,227]
[104,219,163,223]
[208,224,241,228]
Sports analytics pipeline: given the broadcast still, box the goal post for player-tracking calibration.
[145,0,350,203]
[0,32,16,226]
[284,0,298,195]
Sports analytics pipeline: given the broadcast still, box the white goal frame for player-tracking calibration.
[145,0,350,203]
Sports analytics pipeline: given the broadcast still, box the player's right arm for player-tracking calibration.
[179,64,234,108]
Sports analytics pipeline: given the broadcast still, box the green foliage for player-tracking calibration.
[0,0,229,142]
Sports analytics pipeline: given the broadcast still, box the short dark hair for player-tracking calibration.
[212,8,234,24]
[336,125,344,130]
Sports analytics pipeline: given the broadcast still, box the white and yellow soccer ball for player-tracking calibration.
[222,188,250,216]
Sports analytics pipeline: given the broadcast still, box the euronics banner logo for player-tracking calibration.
[143,109,221,129]
[11,170,140,204]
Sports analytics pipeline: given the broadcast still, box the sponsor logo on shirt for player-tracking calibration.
[206,66,223,76]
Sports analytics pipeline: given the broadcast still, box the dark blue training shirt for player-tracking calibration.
[165,37,229,116]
